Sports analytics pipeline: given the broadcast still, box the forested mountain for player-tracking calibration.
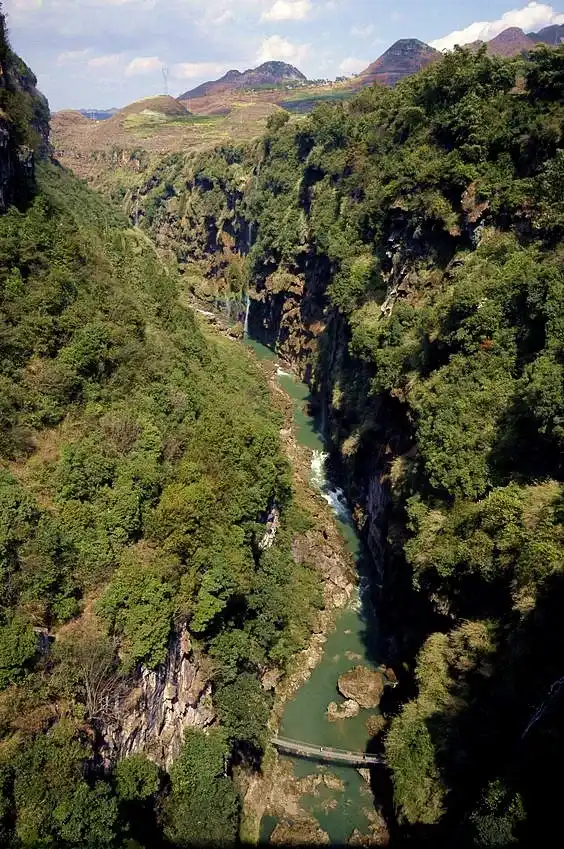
[121,44,564,847]
[0,11,322,847]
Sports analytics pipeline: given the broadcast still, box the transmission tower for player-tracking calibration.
[162,65,169,96]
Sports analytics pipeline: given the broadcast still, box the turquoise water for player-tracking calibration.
[246,340,381,845]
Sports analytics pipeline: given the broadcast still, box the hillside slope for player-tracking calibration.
[0,10,324,849]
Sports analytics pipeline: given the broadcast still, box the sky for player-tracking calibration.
[2,0,563,110]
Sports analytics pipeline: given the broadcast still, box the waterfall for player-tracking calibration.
[310,449,376,614]
[310,450,350,522]
[243,292,250,338]
[248,220,253,252]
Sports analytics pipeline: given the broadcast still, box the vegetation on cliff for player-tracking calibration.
[122,44,564,847]
[0,6,49,210]
[0,145,320,849]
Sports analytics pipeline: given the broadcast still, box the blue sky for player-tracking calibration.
[2,0,563,110]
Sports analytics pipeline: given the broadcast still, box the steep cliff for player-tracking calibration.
[102,627,215,770]
[0,10,49,211]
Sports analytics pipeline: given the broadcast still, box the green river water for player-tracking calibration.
[245,340,382,846]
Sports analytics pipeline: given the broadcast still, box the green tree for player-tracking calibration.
[215,673,272,753]
[114,756,160,802]
[0,616,37,689]
[164,729,239,848]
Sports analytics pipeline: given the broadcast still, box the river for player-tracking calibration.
[245,339,385,846]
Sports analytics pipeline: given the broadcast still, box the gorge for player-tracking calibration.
[110,42,564,847]
[0,8,563,847]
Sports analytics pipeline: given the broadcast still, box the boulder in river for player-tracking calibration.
[271,819,330,845]
[379,665,398,687]
[327,699,360,722]
[338,666,385,709]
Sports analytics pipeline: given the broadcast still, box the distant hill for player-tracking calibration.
[354,39,440,88]
[475,27,537,56]
[78,108,118,121]
[178,61,307,102]
[468,25,564,57]
[118,95,190,118]
[529,23,564,45]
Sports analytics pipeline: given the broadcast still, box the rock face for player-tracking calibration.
[101,627,215,770]
[0,11,50,212]
[271,819,330,845]
[327,699,360,722]
[338,667,386,709]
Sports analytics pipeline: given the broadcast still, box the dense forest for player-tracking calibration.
[0,12,324,847]
[122,45,564,847]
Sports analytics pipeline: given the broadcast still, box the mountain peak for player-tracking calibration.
[484,27,537,56]
[178,61,306,102]
[529,23,564,45]
[355,38,440,88]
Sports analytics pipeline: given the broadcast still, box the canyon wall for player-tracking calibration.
[0,15,50,211]
[101,628,215,770]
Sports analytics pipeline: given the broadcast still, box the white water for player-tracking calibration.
[310,450,351,521]
[276,367,292,377]
[243,293,250,338]
[310,449,376,619]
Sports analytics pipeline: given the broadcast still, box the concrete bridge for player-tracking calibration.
[272,736,385,768]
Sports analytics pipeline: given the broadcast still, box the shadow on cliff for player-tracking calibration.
[398,571,564,848]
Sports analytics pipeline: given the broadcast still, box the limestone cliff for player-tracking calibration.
[0,10,50,211]
[101,627,215,770]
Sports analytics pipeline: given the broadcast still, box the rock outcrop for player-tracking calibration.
[338,667,386,709]
[327,699,360,722]
[101,627,215,770]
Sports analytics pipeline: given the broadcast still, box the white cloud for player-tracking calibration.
[88,53,123,69]
[85,0,149,5]
[211,10,235,25]
[9,0,41,9]
[171,61,229,80]
[431,2,564,51]
[56,48,93,65]
[261,0,312,22]
[125,56,163,76]
[257,34,310,66]
[338,56,368,75]
[350,23,375,40]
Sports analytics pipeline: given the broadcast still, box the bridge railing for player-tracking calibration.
[271,736,384,766]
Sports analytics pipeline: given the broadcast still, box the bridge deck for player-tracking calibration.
[272,736,384,767]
